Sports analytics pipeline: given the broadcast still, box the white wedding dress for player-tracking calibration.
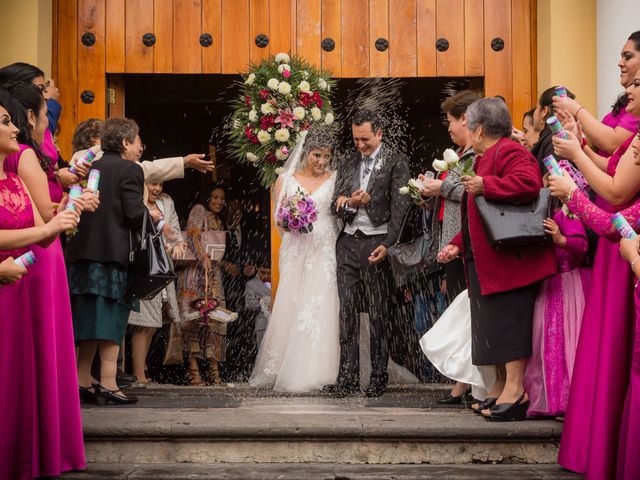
[420,290,496,400]
[249,171,340,392]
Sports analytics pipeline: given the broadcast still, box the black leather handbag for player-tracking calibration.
[387,204,441,286]
[126,209,177,302]
[474,146,551,249]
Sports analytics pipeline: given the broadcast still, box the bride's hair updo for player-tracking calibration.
[301,127,335,166]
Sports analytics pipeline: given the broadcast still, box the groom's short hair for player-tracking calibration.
[352,108,382,133]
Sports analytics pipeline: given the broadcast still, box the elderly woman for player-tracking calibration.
[420,89,479,403]
[438,98,556,421]
[128,181,184,384]
[66,117,146,405]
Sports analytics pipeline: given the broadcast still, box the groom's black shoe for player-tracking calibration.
[364,383,386,398]
[323,384,358,398]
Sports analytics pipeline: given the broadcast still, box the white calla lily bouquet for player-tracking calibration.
[399,178,427,204]
[432,148,475,176]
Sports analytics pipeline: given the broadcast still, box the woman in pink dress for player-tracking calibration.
[0,89,81,479]
[550,61,640,477]
[553,31,640,158]
[550,130,640,480]
[618,225,640,480]
[2,83,91,477]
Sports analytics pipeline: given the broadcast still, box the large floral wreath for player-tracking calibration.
[228,52,336,188]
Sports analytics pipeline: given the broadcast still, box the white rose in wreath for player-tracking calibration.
[275,167,287,175]
[278,81,292,95]
[310,107,322,121]
[245,73,256,85]
[260,103,275,115]
[293,107,306,120]
[248,109,258,122]
[246,152,258,163]
[257,130,271,144]
[278,64,291,73]
[275,128,290,143]
[275,52,290,64]
[298,80,311,93]
[267,78,279,90]
[317,78,328,91]
[275,146,290,160]
[324,112,335,125]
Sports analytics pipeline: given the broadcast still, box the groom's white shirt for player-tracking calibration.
[344,144,388,236]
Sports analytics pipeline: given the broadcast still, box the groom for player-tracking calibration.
[325,108,410,398]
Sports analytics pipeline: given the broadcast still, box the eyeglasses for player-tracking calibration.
[35,80,50,93]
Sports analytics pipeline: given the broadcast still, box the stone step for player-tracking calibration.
[64,463,582,479]
[81,386,563,466]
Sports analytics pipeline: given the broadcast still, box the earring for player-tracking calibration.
[475,135,483,143]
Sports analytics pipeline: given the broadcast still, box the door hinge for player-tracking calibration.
[107,88,116,104]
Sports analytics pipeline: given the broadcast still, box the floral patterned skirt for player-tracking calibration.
[177,263,227,361]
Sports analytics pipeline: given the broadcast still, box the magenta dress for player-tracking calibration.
[2,147,85,478]
[523,209,591,417]
[617,286,640,479]
[594,108,640,157]
[558,138,638,478]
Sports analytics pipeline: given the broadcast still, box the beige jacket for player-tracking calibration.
[71,148,185,183]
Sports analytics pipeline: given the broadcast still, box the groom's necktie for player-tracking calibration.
[361,155,374,179]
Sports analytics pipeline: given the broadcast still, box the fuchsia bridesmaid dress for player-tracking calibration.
[558,137,638,479]
[1,147,85,479]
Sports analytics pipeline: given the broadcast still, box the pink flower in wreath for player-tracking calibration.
[259,89,270,100]
[245,95,252,107]
[275,109,296,129]
[282,69,291,79]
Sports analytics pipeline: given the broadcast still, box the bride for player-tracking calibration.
[249,128,340,392]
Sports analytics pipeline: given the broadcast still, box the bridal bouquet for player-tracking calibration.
[276,187,318,234]
[432,148,475,176]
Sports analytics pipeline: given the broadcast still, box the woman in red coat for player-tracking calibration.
[438,98,556,421]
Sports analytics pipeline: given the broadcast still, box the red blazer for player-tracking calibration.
[451,137,557,295]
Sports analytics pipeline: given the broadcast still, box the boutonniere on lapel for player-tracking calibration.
[373,156,384,174]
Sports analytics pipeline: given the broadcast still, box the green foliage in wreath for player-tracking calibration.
[227,52,337,188]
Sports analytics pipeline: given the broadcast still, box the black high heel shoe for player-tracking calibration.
[483,393,529,422]
[472,397,497,415]
[437,388,472,405]
[79,386,98,405]
[93,383,138,405]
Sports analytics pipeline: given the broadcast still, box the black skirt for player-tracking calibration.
[444,258,466,300]
[466,258,538,366]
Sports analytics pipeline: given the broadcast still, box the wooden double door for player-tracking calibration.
[53,0,536,158]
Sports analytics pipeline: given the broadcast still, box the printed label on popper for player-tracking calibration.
[543,155,563,176]
[66,185,83,211]
[13,250,37,268]
[70,148,97,174]
[612,213,638,239]
[555,86,568,98]
[547,116,570,140]
[87,169,100,191]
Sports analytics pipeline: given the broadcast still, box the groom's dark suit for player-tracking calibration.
[332,144,410,391]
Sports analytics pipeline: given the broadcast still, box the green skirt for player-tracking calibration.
[68,261,135,343]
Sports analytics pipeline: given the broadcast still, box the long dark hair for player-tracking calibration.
[205,183,228,226]
[5,82,54,176]
[612,31,640,116]
[0,87,19,118]
[0,62,44,85]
